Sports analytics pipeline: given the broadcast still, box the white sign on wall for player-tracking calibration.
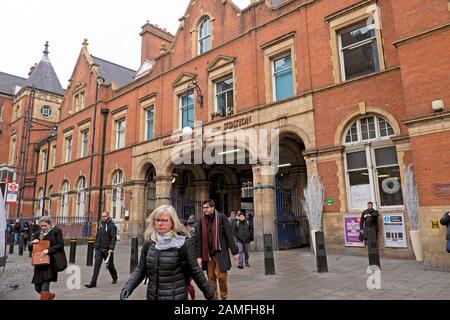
[383,213,407,248]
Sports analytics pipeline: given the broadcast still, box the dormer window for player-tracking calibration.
[198,17,211,55]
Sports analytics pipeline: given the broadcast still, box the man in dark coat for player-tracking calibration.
[440,211,450,252]
[196,199,238,300]
[233,211,254,269]
[85,212,118,288]
[359,201,379,241]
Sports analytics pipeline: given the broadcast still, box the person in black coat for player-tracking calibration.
[196,199,238,300]
[20,222,30,251]
[85,211,118,288]
[120,205,215,300]
[359,201,379,241]
[233,212,254,269]
[440,211,450,252]
[30,216,64,300]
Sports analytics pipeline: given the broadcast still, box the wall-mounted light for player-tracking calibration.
[186,81,204,108]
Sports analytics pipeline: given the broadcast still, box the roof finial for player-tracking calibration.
[43,41,49,55]
[82,38,89,48]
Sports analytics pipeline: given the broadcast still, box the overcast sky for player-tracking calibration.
[1,0,250,87]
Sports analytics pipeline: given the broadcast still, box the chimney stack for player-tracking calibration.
[140,22,175,63]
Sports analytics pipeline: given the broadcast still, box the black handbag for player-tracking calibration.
[54,249,68,272]
[358,232,365,241]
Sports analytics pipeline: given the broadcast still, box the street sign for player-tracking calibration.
[7,183,18,192]
[326,198,334,206]
[6,183,19,205]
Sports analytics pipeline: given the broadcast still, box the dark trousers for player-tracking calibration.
[89,248,118,285]
[35,281,50,293]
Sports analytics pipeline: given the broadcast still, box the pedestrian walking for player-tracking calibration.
[440,211,450,253]
[120,205,215,300]
[233,211,254,269]
[30,216,66,300]
[196,199,238,300]
[85,211,118,288]
[20,221,30,251]
[12,219,21,245]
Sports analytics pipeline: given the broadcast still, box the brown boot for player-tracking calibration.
[40,291,55,300]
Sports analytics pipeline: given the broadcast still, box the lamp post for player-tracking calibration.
[97,108,110,224]
[87,75,105,218]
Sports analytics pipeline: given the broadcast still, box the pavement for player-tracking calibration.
[1,244,450,300]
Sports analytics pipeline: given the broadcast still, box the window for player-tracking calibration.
[272,53,294,101]
[40,105,53,118]
[180,91,195,128]
[80,130,89,158]
[74,92,85,111]
[343,115,403,209]
[37,188,44,217]
[61,181,69,219]
[215,77,234,117]
[65,136,72,162]
[9,138,16,165]
[112,170,124,221]
[115,119,126,149]
[76,177,86,218]
[338,21,380,81]
[198,17,211,55]
[41,149,48,173]
[52,145,57,168]
[145,108,154,141]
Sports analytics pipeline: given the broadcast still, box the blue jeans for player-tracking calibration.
[236,241,250,267]
[35,281,50,293]
[14,233,19,245]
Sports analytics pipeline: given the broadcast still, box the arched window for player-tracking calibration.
[37,188,44,217]
[198,16,211,55]
[112,170,124,221]
[76,177,86,218]
[61,181,70,219]
[343,115,403,209]
[146,167,156,217]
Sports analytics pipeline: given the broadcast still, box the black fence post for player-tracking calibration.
[9,231,14,254]
[263,234,276,275]
[86,237,95,266]
[69,238,77,264]
[367,229,381,268]
[130,237,138,273]
[315,231,328,273]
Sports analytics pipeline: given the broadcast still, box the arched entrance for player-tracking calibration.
[145,166,156,217]
[275,136,309,250]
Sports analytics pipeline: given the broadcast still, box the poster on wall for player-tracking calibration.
[383,213,407,248]
[344,215,364,247]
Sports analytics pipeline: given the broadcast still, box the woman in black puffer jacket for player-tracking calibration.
[120,205,216,300]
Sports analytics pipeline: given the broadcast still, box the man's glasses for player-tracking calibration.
[154,218,170,224]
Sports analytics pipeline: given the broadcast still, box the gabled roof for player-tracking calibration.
[91,56,136,87]
[25,44,64,96]
[0,71,26,96]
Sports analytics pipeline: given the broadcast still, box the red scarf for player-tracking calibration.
[200,210,221,262]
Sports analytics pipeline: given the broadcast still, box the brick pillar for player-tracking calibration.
[194,181,210,218]
[252,163,276,251]
[155,176,173,207]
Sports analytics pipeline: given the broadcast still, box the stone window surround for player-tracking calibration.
[191,13,215,58]
[40,148,48,173]
[9,135,16,165]
[77,121,91,159]
[72,86,86,113]
[140,95,156,142]
[111,107,127,151]
[62,129,74,163]
[173,83,197,131]
[328,2,386,83]
[207,62,235,121]
[262,33,298,104]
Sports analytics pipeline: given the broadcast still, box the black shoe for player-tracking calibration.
[112,279,118,284]
[245,263,250,267]
[237,265,243,269]
[84,283,96,288]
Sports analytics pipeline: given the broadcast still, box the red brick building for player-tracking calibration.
[2,0,449,270]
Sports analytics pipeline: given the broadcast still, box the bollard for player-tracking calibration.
[29,245,32,258]
[69,238,77,264]
[86,237,95,266]
[263,234,276,275]
[367,229,381,268]
[18,243,24,256]
[130,237,138,273]
[9,232,14,254]
[315,231,328,273]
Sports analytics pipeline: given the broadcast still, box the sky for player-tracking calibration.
[0,0,250,87]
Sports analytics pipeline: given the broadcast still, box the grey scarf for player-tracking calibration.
[39,225,54,240]
[151,231,186,251]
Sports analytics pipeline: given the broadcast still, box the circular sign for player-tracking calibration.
[381,177,401,194]
[8,183,18,192]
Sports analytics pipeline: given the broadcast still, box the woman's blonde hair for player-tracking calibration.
[144,205,189,239]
